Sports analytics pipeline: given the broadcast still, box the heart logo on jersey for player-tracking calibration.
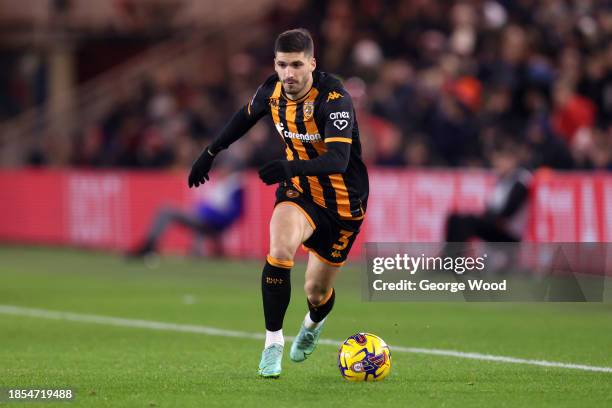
[333,119,348,130]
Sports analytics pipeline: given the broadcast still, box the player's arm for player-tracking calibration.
[288,142,350,175]
[188,84,269,188]
[258,89,354,184]
[208,101,267,155]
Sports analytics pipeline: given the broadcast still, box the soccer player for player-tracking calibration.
[188,28,369,378]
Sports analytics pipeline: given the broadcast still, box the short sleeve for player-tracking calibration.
[322,89,355,144]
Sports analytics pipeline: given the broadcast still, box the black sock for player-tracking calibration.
[262,255,293,331]
[308,288,335,323]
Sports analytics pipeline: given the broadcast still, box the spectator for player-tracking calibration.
[445,139,532,243]
[128,158,244,258]
[3,0,611,172]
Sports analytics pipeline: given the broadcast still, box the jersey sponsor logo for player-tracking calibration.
[304,101,314,120]
[284,130,322,142]
[330,112,350,130]
[329,111,350,120]
[333,119,349,130]
[327,91,343,102]
[275,122,322,142]
[274,121,285,135]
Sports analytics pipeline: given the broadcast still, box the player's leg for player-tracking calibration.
[259,202,314,377]
[304,253,340,325]
[290,253,341,362]
[264,202,314,340]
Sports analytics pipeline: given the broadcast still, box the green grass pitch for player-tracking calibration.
[1,246,611,407]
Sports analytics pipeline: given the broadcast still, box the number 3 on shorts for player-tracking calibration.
[332,230,354,251]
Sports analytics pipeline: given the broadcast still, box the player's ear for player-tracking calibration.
[310,57,316,72]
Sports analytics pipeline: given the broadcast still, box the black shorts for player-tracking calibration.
[275,184,363,266]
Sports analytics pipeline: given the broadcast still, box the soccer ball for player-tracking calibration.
[338,333,391,381]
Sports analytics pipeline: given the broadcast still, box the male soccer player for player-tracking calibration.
[188,28,369,378]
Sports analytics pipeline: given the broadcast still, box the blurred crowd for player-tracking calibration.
[4,0,612,170]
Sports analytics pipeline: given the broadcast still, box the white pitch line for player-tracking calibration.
[1,304,611,374]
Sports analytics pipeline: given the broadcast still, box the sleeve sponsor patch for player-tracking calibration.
[329,111,351,130]
[329,111,350,120]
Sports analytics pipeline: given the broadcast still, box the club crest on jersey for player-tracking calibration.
[303,101,314,120]
[327,91,343,102]
[269,98,279,109]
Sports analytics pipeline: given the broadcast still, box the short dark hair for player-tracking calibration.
[274,28,314,56]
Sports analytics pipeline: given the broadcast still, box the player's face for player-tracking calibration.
[274,52,316,98]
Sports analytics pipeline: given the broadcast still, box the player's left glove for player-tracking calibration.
[258,160,293,185]
[188,146,216,188]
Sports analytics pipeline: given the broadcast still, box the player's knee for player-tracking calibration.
[268,245,295,263]
[304,281,328,305]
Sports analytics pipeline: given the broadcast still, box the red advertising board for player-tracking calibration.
[1,169,610,260]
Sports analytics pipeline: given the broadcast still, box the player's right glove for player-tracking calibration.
[188,146,216,188]
[258,160,293,185]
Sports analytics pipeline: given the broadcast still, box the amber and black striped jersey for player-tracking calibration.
[210,71,368,220]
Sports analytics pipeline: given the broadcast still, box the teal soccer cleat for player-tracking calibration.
[290,322,324,362]
[258,344,283,378]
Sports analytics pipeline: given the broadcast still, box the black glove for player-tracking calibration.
[258,160,293,185]
[188,147,216,188]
